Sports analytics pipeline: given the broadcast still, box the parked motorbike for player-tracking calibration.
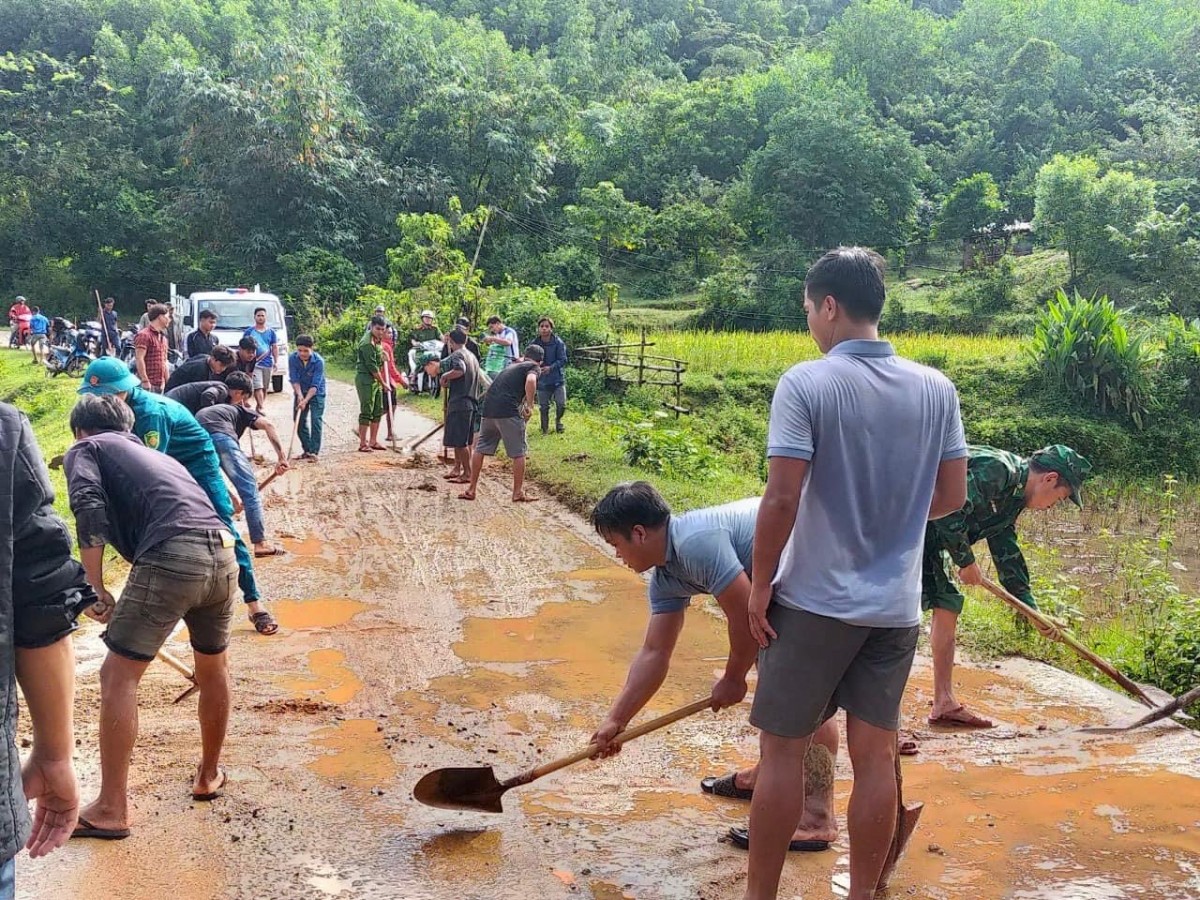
[45,323,101,377]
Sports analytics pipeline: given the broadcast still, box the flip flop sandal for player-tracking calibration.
[513,493,540,503]
[192,767,227,802]
[254,547,284,558]
[700,773,754,801]
[727,827,829,853]
[899,739,919,756]
[250,611,279,636]
[928,706,994,728]
[71,817,130,840]
[358,446,372,453]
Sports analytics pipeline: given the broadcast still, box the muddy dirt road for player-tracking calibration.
[20,380,1200,899]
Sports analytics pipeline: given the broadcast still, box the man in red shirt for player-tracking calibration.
[133,304,170,393]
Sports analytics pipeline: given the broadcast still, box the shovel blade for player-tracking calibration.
[413,766,506,813]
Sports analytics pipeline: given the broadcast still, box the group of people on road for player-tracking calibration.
[585,247,1091,900]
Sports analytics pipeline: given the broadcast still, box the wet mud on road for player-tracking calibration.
[20,380,1200,899]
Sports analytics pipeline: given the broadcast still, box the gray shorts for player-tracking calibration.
[252,367,270,391]
[750,603,918,736]
[105,531,239,662]
[475,416,527,458]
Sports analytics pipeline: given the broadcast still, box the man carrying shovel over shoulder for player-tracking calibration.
[587,482,844,852]
[923,444,1092,729]
[64,394,239,839]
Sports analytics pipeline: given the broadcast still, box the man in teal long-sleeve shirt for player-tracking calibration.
[78,358,278,636]
[923,444,1090,728]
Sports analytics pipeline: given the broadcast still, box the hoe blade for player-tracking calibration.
[413,766,506,813]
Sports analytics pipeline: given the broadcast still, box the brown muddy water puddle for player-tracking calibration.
[309,718,397,790]
[272,597,370,630]
[282,648,363,704]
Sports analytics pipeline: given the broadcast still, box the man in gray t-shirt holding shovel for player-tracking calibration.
[587,482,843,852]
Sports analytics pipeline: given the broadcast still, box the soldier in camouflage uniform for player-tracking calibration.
[924,444,1092,727]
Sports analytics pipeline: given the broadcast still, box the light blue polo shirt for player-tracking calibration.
[648,497,759,614]
[767,339,966,628]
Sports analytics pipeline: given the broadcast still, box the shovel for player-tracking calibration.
[400,422,443,455]
[878,738,923,890]
[158,648,201,704]
[980,577,1199,726]
[413,697,712,813]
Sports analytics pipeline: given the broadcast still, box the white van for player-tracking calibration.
[170,284,293,393]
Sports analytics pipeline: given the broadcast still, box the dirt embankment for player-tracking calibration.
[19,378,1200,899]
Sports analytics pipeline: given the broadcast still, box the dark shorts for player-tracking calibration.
[104,531,239,662]
[475,416,527,458]
[444,404,477,449]
[920,534,965,614]
[750,604,919,736]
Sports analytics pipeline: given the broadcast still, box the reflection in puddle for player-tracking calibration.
[308,718,396,789]
[282,648,362,703]
[417,829,502,883]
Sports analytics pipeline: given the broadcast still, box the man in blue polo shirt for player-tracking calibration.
[586,482,842,852]
[77,358,279,637]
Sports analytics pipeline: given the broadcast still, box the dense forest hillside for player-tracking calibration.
[2,0,1200,321]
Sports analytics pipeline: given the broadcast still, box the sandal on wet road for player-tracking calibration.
[250,611,279,636]
[192,767,227,802]
[928,706,994,728]
[254,547,284,558]
[727,826,829,853]
[71,817,130,840]
[701,773,754,801]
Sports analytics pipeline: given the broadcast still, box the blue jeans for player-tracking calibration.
[188,454,259,604]
[295,394,325,455]
[0,855,14,900]
[211,433,266,545]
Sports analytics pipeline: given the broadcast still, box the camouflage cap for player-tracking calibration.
[417,352,440,368]
[1030,445,1093,508]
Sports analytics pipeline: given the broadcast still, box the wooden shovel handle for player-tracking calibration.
[408,423,444,451]
[156,648,196,683]
[502,697,713,790]
[978,576,1155,708]
[285,405,303,461]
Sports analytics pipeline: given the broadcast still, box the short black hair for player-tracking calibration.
[70,394,134,436]
[447,329,467,346]
[199,309,218,322]
[103,296,115,304]
[487,316,502,326]
[32,306,40,314]
[224,370,254,394]
[369,315,386,329]
[804,247,886,323]
[456,316,471,328]
[1028,459,1063,486]
[238,336,258,352]
[591,482,672,539]
[295,334,314,348]
[254,306,266,315]
[211,345,235,365]
[523,344,545,363]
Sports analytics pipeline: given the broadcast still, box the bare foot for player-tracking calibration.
[792,822,839,844]
[192,764,226,800]
[457,490,476,501]
[513,492,539,502]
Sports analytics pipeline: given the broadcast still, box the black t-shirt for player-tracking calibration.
[444,350,479,411]
[165,381,229,414]
[481,361,538,419]
[165,355,216,392]
[196,403,260,441]
[186,330,219,359]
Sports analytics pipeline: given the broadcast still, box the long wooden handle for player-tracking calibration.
[979,577,1155,708]
[157,648,196,682]
[286,406,303,460]
[503,697,713,790]
[408,422,444,451]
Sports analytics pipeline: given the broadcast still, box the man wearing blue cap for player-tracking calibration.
[77,358,279,636]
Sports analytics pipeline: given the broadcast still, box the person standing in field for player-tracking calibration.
[78,358,279,636]
[289,335,326,461]
[923,444,1092,728]
[457,344,541,503]
[64,394,238,840]
[0,401,93,885]
[242,307,278,414]
[743,247,967,900]
[532,317,568,435]
[101,297,120,357]
[28,306,50,365]
[186,309,221,358]
[356,317,389,452]
[133,303,170,394]
[481,316,519,376]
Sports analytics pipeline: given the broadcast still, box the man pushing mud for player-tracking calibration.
[588,482,844,851]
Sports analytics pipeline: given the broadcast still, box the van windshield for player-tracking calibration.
[196,300,282,331]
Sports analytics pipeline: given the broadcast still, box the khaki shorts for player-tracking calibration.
[750,603,918,736]
[104,530,239,662]
[475,416,527,458]
[252,367,271,391]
